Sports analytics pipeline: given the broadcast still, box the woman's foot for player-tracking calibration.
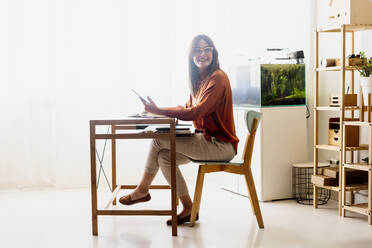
[119,188,151,205]
[166,212,199,225]
[166,208,199,225]
[178,208,192,219]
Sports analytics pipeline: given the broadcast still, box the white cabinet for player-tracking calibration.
[225,106,308,201]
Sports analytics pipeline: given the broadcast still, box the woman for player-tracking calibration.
[119,34,239,225]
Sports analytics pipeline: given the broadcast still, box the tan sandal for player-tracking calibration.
[119,193,151,205]
[166,213,199,225]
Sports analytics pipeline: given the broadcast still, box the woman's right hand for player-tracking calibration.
[144,96,161,115]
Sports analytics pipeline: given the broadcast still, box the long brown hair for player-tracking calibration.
[188,34,220,97]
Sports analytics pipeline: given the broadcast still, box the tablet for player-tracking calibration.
[131,88,149,104]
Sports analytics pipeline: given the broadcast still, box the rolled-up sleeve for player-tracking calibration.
[162,74,225,121]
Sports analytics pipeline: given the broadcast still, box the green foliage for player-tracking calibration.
[291,87,306,98]
[356,51,372,77]
[261,64,305,106]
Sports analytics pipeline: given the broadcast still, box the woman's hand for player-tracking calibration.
[144,96,161,115]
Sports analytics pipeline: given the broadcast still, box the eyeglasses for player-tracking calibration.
[194,47,213,55]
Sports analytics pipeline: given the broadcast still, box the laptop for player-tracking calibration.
[142,123,193,136]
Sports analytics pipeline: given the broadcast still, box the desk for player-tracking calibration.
[89,118,179,236]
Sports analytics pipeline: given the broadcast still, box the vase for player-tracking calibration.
[360,77,372,105]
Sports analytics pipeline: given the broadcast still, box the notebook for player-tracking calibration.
[155,125,191,132]
[143,124,193,136]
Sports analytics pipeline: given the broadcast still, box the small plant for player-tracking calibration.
[356,51,372,77]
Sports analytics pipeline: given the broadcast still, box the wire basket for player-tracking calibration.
[292,166,331,205]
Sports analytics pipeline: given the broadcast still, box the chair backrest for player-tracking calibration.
[241,110,262,169]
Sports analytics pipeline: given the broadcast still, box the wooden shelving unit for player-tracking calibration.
[342,120,372,224]
[313,24,372,219]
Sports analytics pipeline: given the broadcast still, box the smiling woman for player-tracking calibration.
[118,34,239,226]
[189,35,219,98]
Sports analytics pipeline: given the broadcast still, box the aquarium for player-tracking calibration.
[230,63,306,107]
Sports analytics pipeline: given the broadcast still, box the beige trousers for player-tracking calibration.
[145,133,236,196]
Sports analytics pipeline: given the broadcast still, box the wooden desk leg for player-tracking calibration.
[111,125,117,206]
[170,122,177,236]
[90,122,98,235]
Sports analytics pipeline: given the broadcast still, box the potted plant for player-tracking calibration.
[356,52,372,105]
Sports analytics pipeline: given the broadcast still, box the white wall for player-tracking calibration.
[0,0,313,189]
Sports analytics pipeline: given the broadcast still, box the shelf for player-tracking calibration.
[316,106,341,111]
[313,184,368,192]
[319,106,372,112]
[315,106,372,112]
[344,203,370,216]
[344,163,371,171]
[315,66,356,71]
[343,121,372,126]
[314,144,366,152]
[293,162,330,168]
[315,106,360,111]
[314,184,340,192]
[317,24,372,33]
[345,184,369,191]
[345,144,369,151]
[362,106,372,112]
[316,144,341,151]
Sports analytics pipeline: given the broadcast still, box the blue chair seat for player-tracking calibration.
[191,158,244,166]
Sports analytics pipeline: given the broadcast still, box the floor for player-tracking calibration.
[1,183,372,248]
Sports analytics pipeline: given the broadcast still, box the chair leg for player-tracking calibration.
[190,165,205,227]
[244,168,264,228]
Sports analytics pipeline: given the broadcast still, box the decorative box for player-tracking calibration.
[328,0,372,25]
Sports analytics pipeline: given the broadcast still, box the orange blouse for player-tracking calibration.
[162,69,239,153]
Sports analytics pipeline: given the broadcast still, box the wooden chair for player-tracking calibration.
[190,110,264,228]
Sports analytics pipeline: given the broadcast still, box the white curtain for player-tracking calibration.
[0,0,311,189]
